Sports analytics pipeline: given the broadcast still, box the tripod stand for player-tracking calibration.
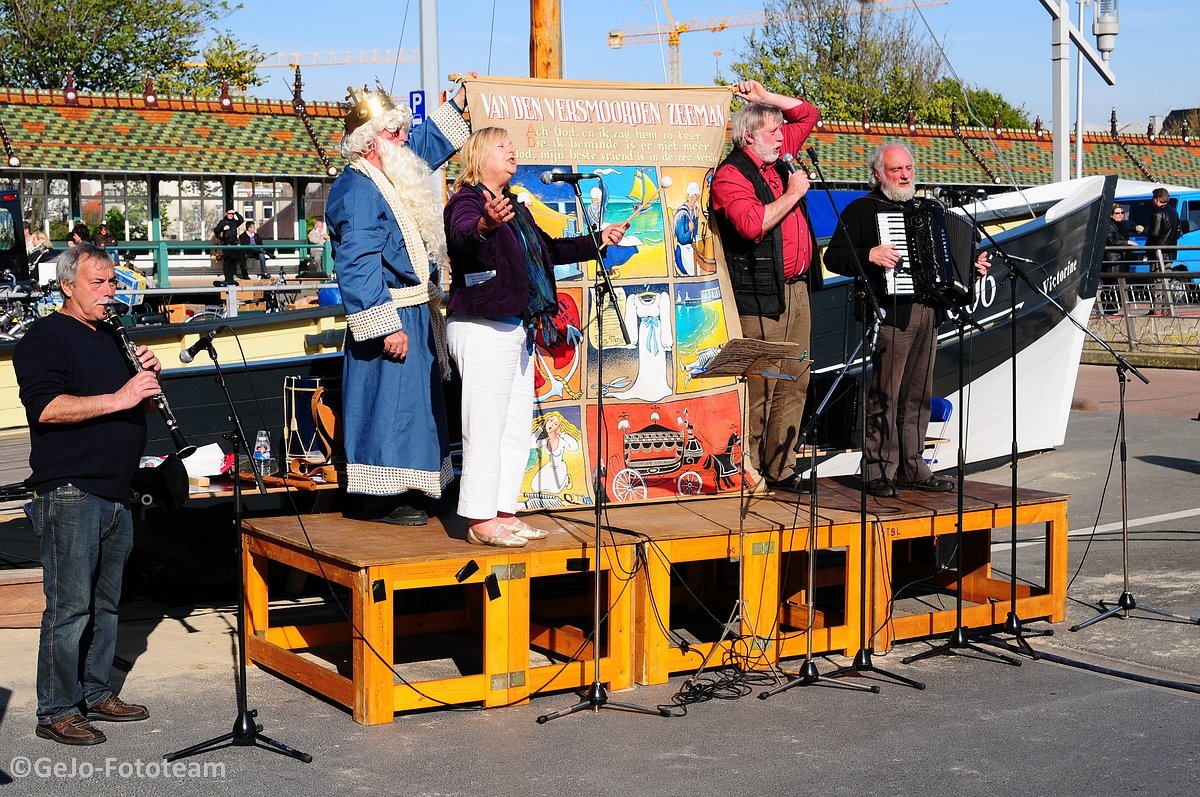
[684,338,804,687]
[977,246,1055,657]
[824,308,925,691]
[1070,363,1200,631]
[902,308,1018,667]
[760,350,877,697]
[165,341,311,763]
[800,145,922,691]
[537,178,666,723]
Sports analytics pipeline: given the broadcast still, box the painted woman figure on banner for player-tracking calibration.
[608,288,672,402]
[528,411,581,495]
[673,181,702,276]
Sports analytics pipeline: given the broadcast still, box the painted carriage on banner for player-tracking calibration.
[608,407,734,502]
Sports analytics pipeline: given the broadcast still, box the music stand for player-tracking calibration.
[758,346,879,698]
[685,337,805,685]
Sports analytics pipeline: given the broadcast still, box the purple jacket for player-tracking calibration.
[444,184,599,318]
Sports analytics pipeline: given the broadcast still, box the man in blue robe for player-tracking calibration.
[326,83,470,525]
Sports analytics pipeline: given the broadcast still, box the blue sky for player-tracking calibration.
[226,1,1196,130]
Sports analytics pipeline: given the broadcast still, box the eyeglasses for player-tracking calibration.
[1113,210,1124,215]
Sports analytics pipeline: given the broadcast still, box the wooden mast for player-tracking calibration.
[530,0,562,79]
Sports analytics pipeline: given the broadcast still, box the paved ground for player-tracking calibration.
[0,364,1197,796]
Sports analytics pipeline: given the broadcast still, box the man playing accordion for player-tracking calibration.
[824,142,989,499]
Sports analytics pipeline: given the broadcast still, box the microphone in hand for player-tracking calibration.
[779,153,798,174]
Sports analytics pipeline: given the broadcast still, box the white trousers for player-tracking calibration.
[447,316,534,520]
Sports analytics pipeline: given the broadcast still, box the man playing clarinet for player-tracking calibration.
[14,243,160,745]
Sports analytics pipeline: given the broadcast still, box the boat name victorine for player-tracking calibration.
[1042,257,1079,296]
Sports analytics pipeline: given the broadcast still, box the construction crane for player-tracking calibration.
[607,0,949,84]
[256,49,419,69]
[188,49,419,70]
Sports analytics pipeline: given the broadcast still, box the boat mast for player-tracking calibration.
[530,0,563,78]
[420,0,439,105]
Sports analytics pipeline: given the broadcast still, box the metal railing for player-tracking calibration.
[97,239,332,287]
[1097,245,1199,315]
[112,281,330,321]
[1093,244,1200,354]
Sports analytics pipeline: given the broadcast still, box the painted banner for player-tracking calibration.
[462,77,749,509]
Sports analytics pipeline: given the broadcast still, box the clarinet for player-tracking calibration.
[103,308,197,458]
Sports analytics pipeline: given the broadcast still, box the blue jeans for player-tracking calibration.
[32,485,133,724]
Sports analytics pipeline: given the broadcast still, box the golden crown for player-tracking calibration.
[343,83,398,135]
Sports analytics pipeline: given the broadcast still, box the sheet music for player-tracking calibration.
[877,210,915,296]
[693,338,806,380]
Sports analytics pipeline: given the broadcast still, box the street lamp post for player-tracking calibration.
[1042,0,1117,182]
[1075,0,1120,179]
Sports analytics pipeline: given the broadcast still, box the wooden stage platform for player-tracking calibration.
[242,479,1067,724]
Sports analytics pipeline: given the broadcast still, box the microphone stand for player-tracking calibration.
[946,197,1053,659]
[759,349,878,697]
[537,176,667,723]
[1067,357,1199,629]
[165,338,311,763]
[956,186,1199,641]
[901,292,1019,668]
[802,147,924,691]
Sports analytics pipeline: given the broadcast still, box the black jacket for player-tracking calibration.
[823,190,946,329]
[1104,218,1130,265]
[213,212,243,245]
[711,147,822,318]
[1146,204,1179,262]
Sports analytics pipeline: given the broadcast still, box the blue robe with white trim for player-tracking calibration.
[325,103,468,497]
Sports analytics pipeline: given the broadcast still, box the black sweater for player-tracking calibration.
[14,312,147,502]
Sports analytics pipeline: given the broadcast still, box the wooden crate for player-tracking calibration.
[242,512,637,725]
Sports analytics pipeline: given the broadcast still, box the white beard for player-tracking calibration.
[377,137,447,265]
[881,181,916,203]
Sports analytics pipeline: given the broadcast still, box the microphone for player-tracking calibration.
[937,187,989,201]
[540,170,599,185]
[779,153,797,174]
[999,252,1040,266]
[179,327,226,363]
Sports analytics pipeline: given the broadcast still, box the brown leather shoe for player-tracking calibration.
[86,696,150,722]
[35,714,107,745]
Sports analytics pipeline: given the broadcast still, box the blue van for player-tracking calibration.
[1116,187,1200,270]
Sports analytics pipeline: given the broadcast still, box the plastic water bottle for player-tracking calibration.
[253,430,271,476]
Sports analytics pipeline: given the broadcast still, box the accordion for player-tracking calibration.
[876,204,977,306]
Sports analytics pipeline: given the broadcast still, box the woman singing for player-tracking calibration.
[444,127,626,546]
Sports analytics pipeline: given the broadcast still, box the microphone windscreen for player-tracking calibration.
[540,171,554,185]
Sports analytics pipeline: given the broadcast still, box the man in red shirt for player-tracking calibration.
[710,80,823,492]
